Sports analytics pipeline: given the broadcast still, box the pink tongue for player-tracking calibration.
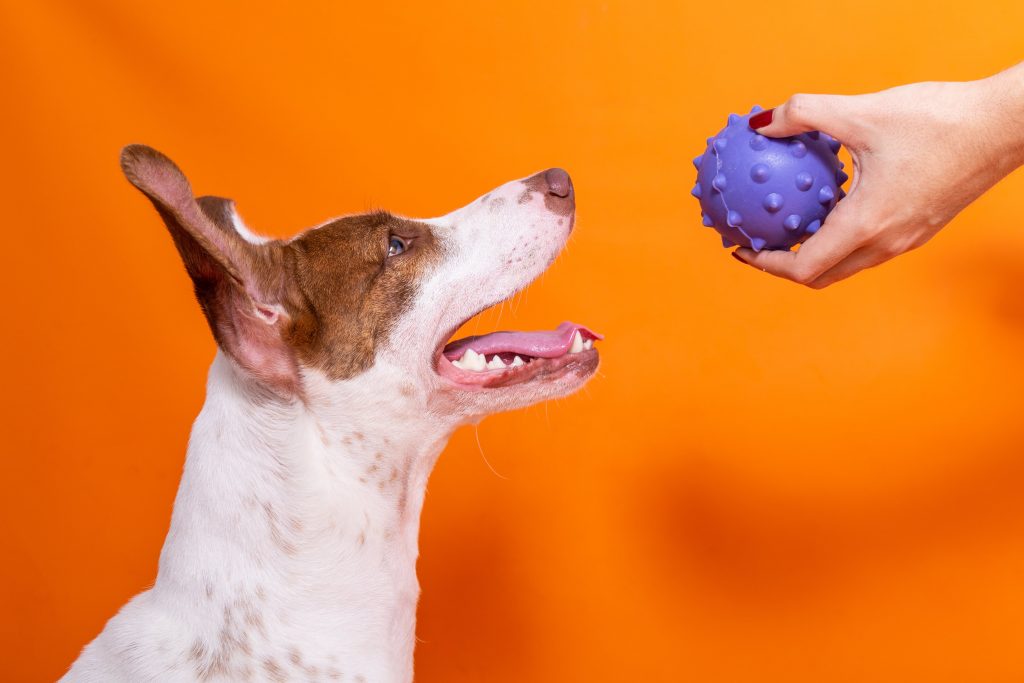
[443,321,602,360]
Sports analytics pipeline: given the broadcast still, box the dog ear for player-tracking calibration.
[120,145,300,396]
[196,195,270,246]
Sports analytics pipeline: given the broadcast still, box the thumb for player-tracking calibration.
[750,93,863,146]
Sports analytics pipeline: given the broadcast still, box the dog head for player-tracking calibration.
[120,145,600,424]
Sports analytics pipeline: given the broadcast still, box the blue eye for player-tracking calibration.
[388,236,407,257]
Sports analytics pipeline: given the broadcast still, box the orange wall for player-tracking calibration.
[3,1,1024,681]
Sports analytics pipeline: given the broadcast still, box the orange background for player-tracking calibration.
[3,1,1024,681]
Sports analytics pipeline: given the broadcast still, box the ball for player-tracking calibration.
[691,106,848,251]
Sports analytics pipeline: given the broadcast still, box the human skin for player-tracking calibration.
[732,61,1024,289]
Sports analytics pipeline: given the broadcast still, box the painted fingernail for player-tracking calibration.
[749,108,774,129]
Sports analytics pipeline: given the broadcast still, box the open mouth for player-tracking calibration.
[436,321,602,388]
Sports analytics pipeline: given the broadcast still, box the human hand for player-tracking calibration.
[733,64,1024,288]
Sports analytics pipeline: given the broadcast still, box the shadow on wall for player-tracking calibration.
[629,444,1024,608]
[621,247,1024,609]
[936,246,1024,333]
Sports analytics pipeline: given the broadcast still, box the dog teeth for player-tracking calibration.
[451,350,555,372]
[569,331,585,354]
[452,349,515,372]
[452,348,486,372]
[451,330,596,372]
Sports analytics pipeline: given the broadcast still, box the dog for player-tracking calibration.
[62,145,600,682]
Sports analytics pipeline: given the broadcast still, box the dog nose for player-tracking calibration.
[543,168,573,198]
[523,168,575,217]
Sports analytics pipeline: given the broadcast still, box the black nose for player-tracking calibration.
[544,168,573,198]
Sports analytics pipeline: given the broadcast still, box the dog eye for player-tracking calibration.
[387,236,407,257]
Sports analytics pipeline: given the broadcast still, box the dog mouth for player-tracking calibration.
[436,321,602,388]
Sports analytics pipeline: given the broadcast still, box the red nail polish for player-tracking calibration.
[749,108,774,129]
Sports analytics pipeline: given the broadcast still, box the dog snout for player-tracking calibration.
[543,168,572,199]
[522,168,575,217]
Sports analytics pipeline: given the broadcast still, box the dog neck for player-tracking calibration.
[155,352,452,682]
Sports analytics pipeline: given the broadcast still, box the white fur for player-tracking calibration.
[229,207,270,245]
[63,174,588,682]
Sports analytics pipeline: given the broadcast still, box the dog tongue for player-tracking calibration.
[443,321,602,360]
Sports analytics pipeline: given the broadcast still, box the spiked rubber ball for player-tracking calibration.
[692,106,848,252]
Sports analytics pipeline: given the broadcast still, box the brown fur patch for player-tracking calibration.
[241,600,264,634]
[284,211,443,381]
[122,146,445,395]
[188,640,206,662]
[263,658,287,682]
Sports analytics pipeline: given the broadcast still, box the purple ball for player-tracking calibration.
[692,107,848,251]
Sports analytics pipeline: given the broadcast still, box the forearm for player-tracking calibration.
[976,62,1024,169]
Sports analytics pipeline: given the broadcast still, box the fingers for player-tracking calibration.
[751,93,864,146]
[732,206,864,286]
[806,245,890,289]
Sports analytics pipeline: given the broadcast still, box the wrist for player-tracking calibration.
[976,63,1024,167]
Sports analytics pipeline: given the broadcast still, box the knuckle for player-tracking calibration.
[879,242,902,260]
[907,236,929,252]
[790,266,819,286]
[848,215,886,246]
[875,235,910,260]
[807,278,831,290]
[899,232,929,254]
[862,222,887,243]
[785,94,815,125]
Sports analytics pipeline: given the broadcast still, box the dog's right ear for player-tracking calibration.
[120,145,301,396]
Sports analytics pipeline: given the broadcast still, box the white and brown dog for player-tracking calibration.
[63,146,600,682]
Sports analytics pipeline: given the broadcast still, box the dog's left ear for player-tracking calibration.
[120,144,301,396]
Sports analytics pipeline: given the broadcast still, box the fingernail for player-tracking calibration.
[749,108,774,129]
[730,251,748,265]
